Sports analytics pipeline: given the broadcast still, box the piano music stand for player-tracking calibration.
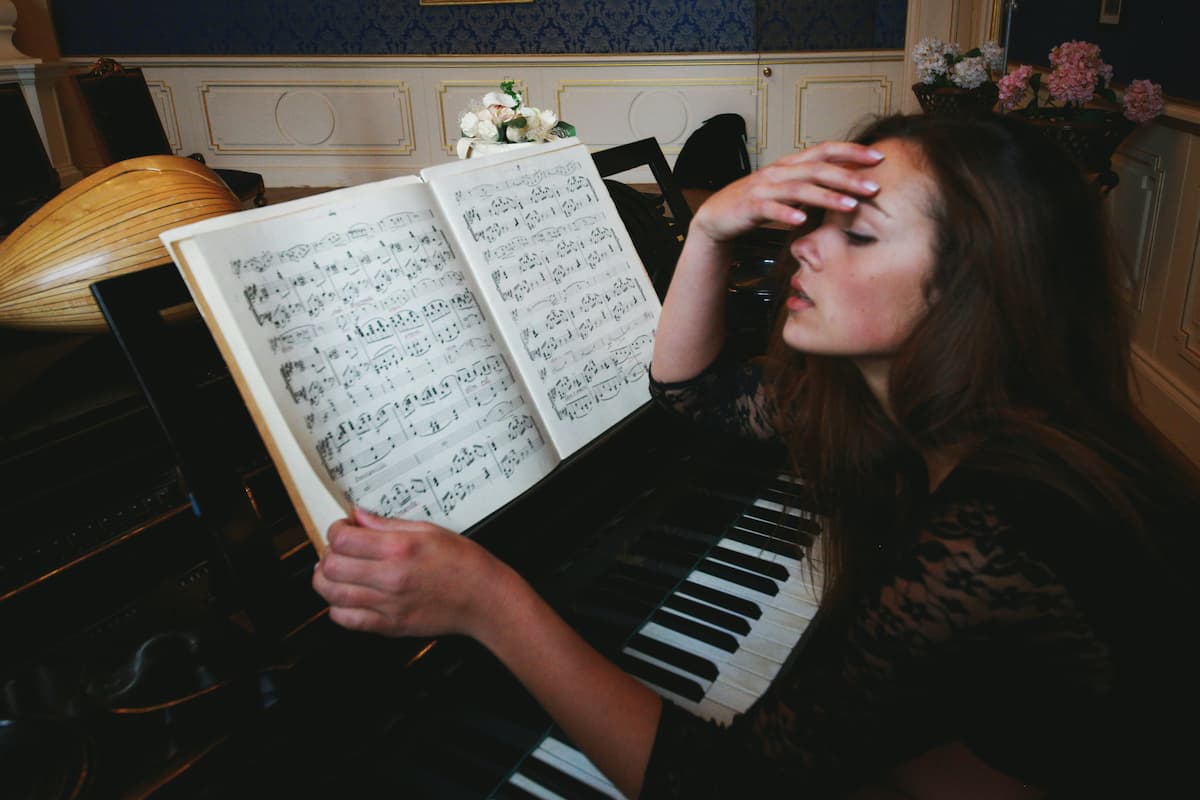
[90,264,289,639]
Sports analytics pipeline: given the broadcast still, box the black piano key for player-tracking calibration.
[729,513,806,544]
[649,608,739,652]
[698,559,780,597]
[491,780,544,800]
[517,753,617,800]
[677,579,762,620]
[724,525,803,559]
[709,546,791,582]
[743,504,823,537]
[627,632,720,682]
[617,651,706,702]
[662,593,751,636]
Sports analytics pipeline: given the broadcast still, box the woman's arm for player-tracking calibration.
[650,142,885,383]
[312,509,662,798]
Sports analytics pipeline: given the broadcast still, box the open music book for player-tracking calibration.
[160,138,660,552]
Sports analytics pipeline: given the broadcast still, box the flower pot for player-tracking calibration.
[1020,111,1137,175]
[912,83,999,117]
[455,138,539,160]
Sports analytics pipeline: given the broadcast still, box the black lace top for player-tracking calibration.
[641,359,1189,798]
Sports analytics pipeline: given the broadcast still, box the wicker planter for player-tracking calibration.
[1020,111,1136,175]
[912,82,999,117]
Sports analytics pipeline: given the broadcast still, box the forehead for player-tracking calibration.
[858,138,937,218]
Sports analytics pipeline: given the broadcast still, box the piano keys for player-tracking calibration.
[498,472,825,800]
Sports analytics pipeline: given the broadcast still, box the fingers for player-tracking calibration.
[757,156,882,213]
[792,140,886,166]
[326,512,444,559]
[353,506,419,531]
[691,141,882,243]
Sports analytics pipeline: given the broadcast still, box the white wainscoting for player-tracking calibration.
[59,52,904,187]
[1115,118,1200,468]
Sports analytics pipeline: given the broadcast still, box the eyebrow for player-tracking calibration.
[859,196,892,219]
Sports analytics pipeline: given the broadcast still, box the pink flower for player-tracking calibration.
[1123,79,1164,123]
[1045,40,1112,107]
[997,65,1034,110]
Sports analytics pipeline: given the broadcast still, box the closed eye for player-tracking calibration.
[843,229,876,246]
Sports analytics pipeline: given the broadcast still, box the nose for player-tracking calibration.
[789,230,821,272]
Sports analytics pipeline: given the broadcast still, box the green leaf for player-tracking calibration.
[963,47,982,57]
[499,79,521,105]
[509,117,527,129]
[553,121,577,138]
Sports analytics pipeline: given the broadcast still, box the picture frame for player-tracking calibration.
[1098,0,1123,26]
[420,1,532,5]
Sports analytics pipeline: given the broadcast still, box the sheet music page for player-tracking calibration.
[421,138,661,458]
[163,179,558,548]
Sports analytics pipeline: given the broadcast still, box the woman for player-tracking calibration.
[313,113,1194,798]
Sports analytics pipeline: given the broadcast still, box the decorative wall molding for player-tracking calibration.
[56,52,903,187]
[793,75,893,150]
[1110,145,1164,311]
[198,81,416,155]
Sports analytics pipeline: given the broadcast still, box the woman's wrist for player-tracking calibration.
[465,556,540,650]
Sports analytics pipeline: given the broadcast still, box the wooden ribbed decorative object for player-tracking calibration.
[0,155,241,332]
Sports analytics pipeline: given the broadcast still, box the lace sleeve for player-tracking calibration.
[640,486,1116,797]
[648,357,781,442]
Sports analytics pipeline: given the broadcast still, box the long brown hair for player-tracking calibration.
[766,113,1187,612]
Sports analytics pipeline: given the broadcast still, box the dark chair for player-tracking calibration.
[73,58,267,207]
[672,113,751,191]
[0,83,61,235]
[592,137,692,298]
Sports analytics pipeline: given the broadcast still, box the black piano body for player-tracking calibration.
[1,226,808,798]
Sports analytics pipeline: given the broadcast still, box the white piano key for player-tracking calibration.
[717,535,804,572]
[509,771,567,800]
[703,553,815,609]
[711,538,823,606]
[630,673,737,727]
[637,621,787,683]
[654,599,801,662]
[538,736,625,798]
[529,745,625,799]
[687,568,818,621]
[705,675,761,714]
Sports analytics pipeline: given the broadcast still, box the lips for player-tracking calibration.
[788,275,814,308]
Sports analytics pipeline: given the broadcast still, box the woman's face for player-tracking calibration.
[781,138,939,395]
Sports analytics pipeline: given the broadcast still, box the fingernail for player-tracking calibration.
[840,196,858,209]
[868,149,885,160]
[862,180,880,192]
[792,209,807,224]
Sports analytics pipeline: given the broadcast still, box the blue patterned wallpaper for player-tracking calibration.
[50,0,904,56]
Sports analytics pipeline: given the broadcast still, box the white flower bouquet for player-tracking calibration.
[457,80,575,158]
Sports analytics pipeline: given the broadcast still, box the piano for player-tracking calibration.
[1,229,810,798]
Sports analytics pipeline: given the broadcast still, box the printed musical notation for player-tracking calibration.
[209,197,551,522]
[436,147,658,427]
